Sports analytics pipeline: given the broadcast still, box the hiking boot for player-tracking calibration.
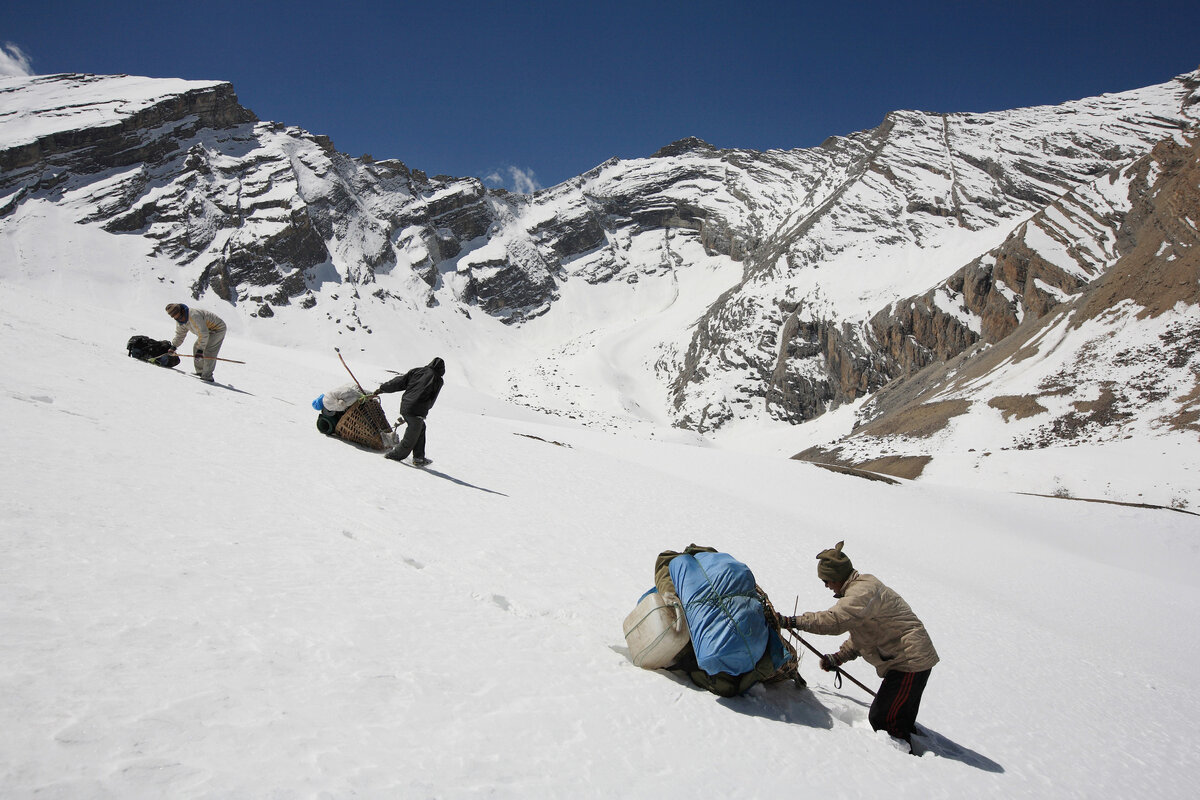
[384,447,407,462]
[412,457,432,467]
[199,375,215,383]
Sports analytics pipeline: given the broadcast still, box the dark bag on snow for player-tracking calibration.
[126,335,181,368]
[315,409,345,435]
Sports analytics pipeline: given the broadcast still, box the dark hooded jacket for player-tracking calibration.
[376,357,445,417]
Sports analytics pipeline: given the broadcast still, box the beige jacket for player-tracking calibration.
[171,307,226,350]
[795,570,939,677]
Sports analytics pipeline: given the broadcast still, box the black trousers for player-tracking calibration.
[868,668,932,743]
[392,414,427,459]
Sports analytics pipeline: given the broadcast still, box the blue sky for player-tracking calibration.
[3,0,1197,192]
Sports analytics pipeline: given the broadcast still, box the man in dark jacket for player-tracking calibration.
[374,357,445,466]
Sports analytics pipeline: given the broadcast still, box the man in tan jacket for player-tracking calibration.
[777,541,938,752]
[166,303,227,383]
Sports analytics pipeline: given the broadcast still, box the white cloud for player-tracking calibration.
[0,42,34,77]
[482,165,542,195]
[506,166,541,194]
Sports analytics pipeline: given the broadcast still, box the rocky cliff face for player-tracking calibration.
[796,129,1200,483]
[2,70,1198,469]
[0,75,255,179]
[665,74,1200,431]
[860,151,1139,387]
[0,74,510,316]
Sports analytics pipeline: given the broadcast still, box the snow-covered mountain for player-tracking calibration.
[3,72,1200,797]
[2,253,1199,798]
[2,69,1198,507]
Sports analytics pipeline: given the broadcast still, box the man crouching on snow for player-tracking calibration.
[166,303,226,383]
[776,541,939,752]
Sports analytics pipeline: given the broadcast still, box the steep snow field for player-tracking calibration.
[2,204,1200,797]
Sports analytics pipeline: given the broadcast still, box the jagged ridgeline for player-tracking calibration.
[2,70,1198,476]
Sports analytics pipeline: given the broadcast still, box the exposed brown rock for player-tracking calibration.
[1076,137,1200,322]
[1171,383,1200,432]
[792,399,967,480]
[852,455,933,480]
[792,446,932,481]
[854,399,971,438]
[807,463,902,484]
[988,395,1049,422]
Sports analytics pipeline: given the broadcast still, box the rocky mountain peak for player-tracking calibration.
[651,136,720,158]
[2,70,1198,506]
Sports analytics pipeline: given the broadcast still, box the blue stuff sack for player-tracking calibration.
[669,551,768,677]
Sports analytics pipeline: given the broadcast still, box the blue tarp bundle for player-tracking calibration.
[669,551,770,677]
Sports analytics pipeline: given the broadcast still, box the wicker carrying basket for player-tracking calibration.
[334,397,393,450]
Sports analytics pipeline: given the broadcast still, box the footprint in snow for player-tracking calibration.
[10,392,54,404]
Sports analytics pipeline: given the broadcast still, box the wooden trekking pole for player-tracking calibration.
[178,353,246,364]
[787,631,876,697]
[785,597,877,697]
[334,347,367,394]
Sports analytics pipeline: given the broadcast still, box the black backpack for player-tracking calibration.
[127,335,181,368]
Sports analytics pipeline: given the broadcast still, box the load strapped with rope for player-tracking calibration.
[622,544,800,697]
[313,383,396,450]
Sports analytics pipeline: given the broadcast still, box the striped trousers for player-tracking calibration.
[868,668,932,745]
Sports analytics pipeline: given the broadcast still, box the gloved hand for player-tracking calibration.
[194,349,205,362]
[819,653,845,672]
[775,612,797,629]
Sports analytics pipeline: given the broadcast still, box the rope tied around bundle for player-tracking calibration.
[756,586,802,685]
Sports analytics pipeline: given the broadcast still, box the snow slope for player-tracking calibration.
[2,200,1199,797]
